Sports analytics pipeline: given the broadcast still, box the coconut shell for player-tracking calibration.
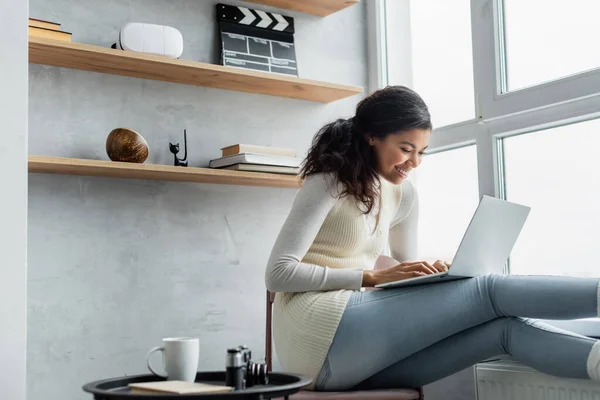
[106,128,149,163]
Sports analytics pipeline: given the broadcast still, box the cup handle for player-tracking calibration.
[146,346,167,378]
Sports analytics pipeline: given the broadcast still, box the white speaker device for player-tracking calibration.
[112,22,183,59]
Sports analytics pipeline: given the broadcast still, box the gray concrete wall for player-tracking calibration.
[27,1,367,399]
[1,0,28,399]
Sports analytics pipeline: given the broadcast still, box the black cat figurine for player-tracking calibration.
[169,129,188,167]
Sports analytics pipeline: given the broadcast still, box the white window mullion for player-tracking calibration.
[427,121,480,152]
[476,126,501,199]
[382,0,413,89]
[471,0,503,120]
[367,0,413,91]
[486,94,600,138]
[366,0,391,92]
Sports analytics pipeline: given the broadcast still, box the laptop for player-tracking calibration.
[375,195,531,289]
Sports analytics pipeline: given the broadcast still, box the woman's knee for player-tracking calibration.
[471,273,506,315]
[478,273,504,286]
[479,317,523,355]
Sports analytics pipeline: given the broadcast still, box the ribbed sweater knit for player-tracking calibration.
[265,173,419,389]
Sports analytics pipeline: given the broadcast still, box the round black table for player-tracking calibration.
[82,371,312,400]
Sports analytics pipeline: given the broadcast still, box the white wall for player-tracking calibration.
[0,0,28,399]
[26,1,365,399]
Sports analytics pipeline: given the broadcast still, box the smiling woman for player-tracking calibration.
[265,85,600,393]
[370,132,430,184]
[301,86,432,213]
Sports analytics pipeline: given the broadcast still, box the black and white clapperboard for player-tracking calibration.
[216,3,298,76]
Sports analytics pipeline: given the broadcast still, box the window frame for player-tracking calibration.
[368,0,600,335]
[474,0,600,120]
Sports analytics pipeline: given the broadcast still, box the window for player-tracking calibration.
[502,119,600,278]
[375,0,600,335]
[386,0,475,128]
[502,0,600,92]
[412,145,479,262]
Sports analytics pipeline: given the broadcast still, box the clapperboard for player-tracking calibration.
[216,3,298,76]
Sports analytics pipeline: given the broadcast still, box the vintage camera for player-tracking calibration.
[225,345,268,390]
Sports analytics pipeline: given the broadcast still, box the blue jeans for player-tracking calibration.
[315,274,600,391]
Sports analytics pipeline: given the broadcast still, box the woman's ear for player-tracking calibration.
[364,134,375,146]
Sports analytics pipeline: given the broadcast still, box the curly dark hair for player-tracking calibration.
[300,85,432,213]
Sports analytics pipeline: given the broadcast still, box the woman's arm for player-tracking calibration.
[265,173,363,293]
[389,179,419,262]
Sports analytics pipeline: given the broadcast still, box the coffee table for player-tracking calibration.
[82,371,312,400]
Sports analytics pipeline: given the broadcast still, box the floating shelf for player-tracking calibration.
[245,0,360,16]
[28,156,303,189]
[28,37,362,103]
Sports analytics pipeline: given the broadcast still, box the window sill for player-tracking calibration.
[539,318,600,339]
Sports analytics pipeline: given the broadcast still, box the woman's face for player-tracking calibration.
[370,129,431,185]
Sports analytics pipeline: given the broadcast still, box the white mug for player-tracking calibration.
[146,337,200,381]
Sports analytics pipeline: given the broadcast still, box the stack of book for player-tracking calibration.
[29,18,72,42]
[209,144,302,175]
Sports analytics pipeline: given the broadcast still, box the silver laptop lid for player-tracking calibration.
[450,195,531,277]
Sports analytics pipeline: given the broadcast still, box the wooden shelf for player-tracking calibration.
[245,0,360,16]
[28,37,362,103]
[28,156,303,188]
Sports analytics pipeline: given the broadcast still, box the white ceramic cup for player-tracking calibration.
[146,337,200,381]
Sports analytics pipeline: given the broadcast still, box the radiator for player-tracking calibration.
[475,360,600,400]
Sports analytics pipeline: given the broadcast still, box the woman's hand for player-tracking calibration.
[362,260,451,287]
[432,259,451,272]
